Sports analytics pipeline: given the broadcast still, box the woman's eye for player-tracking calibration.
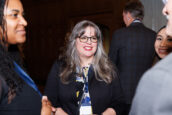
[81,37,87,40]
[167,36,172,42]
[167,38,172,42]
[11,13,18,17]
[92,37,97,40]
[156,37,162,40]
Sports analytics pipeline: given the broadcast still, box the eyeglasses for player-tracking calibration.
[78,36,98,43]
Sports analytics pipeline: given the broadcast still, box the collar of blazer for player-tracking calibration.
[133,19,141,23]
[130,20,143,27]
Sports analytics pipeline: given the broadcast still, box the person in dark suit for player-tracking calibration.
[129,0,172,114]
[108,1,156,115]
[44,20,124,115]
[0,0,41,114]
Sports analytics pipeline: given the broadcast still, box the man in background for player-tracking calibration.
[109,1,156,115]
[129,0,172,114]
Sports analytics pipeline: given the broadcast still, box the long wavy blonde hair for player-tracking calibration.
[60,20,117,84]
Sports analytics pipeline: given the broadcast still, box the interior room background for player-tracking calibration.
[21,0,167,91]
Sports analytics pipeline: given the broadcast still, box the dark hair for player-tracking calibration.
[0,0,5,26]
[157,25,166,34]
[0,0,23,103]
[0,0,8,46]
[123,1,144,20]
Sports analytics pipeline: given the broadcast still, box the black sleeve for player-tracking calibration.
[44,60,62,107]
[110,76,125,115]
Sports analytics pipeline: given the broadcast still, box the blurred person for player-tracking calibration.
[108,1,156,115]
[163,0,172,36]
[129,0,172,115]
[44,20,124,115]
[0,0,41,114]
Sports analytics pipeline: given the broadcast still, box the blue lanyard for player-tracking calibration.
[13,61,42,97]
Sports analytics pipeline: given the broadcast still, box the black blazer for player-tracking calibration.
[44,60,125,115]
[109,22,156,104]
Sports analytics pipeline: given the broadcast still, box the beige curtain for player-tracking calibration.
[140,0,167,32]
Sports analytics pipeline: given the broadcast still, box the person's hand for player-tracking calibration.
[41,96,55,115]
[102,108,116,115]
[55,107,68,115]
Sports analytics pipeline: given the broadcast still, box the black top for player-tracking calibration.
[109,22,156,104]
[44,60,125,115]
[0,45,41,115]
[0,77,41,115]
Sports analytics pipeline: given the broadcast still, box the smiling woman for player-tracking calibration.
[44,20,125,115]
[155,26,172,59]
[2,0,27,46]
[75,26,98,66]
[4,0,27,45]
[0,0,41,115]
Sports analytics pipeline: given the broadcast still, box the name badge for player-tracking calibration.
[80,105,92,115]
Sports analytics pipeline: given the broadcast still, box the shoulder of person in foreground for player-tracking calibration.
[129,53,172,115]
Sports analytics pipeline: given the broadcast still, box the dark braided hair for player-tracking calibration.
[0,0,23,103]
